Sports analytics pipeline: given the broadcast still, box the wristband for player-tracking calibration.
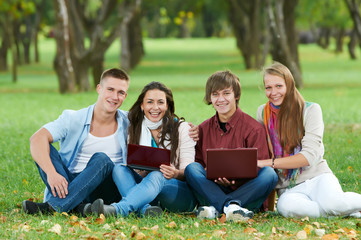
[272,157,275,168]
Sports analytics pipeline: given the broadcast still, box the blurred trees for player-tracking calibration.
[52,0,141,93]
[2,0,361,92]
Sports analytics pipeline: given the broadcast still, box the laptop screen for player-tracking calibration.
[206,148,258,180]
[127,144,171,171]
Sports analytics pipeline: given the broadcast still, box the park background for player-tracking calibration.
[1,0,361,239]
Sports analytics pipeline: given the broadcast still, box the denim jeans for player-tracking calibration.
[111,165,197,216]
[184,162,278,213]
[36,144,120,212]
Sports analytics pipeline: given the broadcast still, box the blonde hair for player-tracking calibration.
[264,62,305,153]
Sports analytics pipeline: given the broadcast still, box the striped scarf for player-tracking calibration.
[263,101,302,187]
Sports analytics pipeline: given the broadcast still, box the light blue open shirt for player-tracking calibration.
[42,104,129,201]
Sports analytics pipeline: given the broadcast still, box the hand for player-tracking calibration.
[47,172,68,198]
[160,164,178,180]
[188,122,199,141]
[257,160,268,168]
[214,177,236,187]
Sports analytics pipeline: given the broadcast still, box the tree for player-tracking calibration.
[52,0,142,93]
[344,0,361,58]
[266,0,303,88]
[0,0,36,81]
[227,0,262,69]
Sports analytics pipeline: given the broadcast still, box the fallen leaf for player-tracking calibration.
[61,212,69,217]
[40,220,49,225]
[300,216,309,222]
[346,229,357,238]
[135,232,146,240]
[21,224,31,232]
[218,214,226,224]
[48,224,62,234]
[95,217,105,224]
[296,230,307,239]
[194,222,199,228]
[321,233,339,240]
[103,224,111,230]
[334,228,345,233]
[131,225,139,231]
[272,226,277,234]
[304,224,314,234]
[166,221,177,228]
[22,179,28,185]
[212,229,226,237]
[0,215,6,223]
[347,166,354,172]
[151,225,159,233]
[243,227,257,234]
[70,215,78,221]
[313,222,321,229]
[315,228,326,237]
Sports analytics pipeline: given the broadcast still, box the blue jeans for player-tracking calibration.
[184,162,278,213]
[111,165,197,216]
[36,144,121,212]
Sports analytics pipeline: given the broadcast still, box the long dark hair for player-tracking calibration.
[264,62,305,153]
[128,81,184,167]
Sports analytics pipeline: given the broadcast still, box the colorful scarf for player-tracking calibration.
[263,101,302,187]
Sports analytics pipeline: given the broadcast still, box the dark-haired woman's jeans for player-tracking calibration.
[36,144,121,212]
[184,162,278,213]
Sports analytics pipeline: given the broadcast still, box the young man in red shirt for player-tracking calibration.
[185,70,278,222]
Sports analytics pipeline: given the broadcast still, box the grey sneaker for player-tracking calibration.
[143,206,163,217]
[91,199,116,217]
[196,206,219,219]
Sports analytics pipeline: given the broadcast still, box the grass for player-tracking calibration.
[0,38,361,239]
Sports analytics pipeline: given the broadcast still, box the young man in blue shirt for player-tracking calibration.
[23,68,133,215]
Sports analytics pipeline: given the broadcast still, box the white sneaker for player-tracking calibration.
[196,206,219,219]
[349,211,361,218]
[224,203,254,222]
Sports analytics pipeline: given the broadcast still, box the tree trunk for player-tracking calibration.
[335,28,345,53]
[348,28,358,59]
[53,0,76,93]
[128,9,144,70]
[120,0,143,72]
[92,56,104,87]
[0,36,9,71]
[344,0,361,41]
[266,0,303,88]
[316,27,331,49]
[228,0,261,69]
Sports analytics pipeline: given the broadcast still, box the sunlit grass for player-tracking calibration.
[0,38,360,239]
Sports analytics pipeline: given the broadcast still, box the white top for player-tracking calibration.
[69,132,123,173]
[257,102,332,194]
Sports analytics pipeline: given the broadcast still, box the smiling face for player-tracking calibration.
[141,89,168,122]
[264,73,287,106]
[96,77,129,114]
[210,87,238,122]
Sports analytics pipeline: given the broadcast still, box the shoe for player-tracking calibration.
[74,203,92,217]
[196,206,219,219]
[22,200,53,214]
[224,203,254,222]
[143,206,163,217]
[349,211,361,218]
[91,199,116,217]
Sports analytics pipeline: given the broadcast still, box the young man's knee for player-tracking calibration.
[88,152,114,169]
[185,162,204,177]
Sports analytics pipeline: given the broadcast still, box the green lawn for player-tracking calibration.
[0,38,360,239]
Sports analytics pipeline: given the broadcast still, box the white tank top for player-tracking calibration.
[69,132,122,173]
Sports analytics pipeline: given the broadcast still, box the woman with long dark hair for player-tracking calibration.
[257,62,361,218]
[90,81,197,217]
